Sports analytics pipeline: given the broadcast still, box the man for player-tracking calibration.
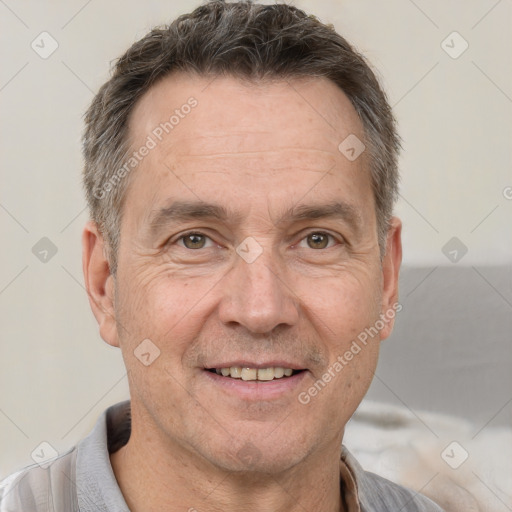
[0,1,444,510]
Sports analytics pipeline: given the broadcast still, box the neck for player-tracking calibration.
[110,415,345,512]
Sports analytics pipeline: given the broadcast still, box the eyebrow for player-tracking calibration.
[147,199,362,237]
[148,201,238,236]
[278,202,361,228]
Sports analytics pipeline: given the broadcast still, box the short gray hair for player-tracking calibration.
[83,0,400,273]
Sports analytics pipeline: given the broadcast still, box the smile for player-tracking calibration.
[209,366,300,381]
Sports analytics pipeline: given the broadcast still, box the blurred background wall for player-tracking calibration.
[1,0,511,478]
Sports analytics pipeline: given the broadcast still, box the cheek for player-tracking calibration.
[113,273,202,409]
[115,268,211,361]
[303,268,382,344]
[298,268,382,409]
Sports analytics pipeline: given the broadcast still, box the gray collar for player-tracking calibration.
[76,401,131,512]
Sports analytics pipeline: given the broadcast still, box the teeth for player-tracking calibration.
[230,366,242,379]
[213,366,296,381]
[257,368,274,381]
[241,367,257,381]
[274,367,284,378]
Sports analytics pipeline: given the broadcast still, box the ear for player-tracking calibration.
[82,221,119,347]
[379,216,402,341]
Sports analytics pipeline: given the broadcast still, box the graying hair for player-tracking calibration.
[83,0,400,273]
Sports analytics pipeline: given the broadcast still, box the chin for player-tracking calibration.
[213,449,306,475]
[196,430,313,475]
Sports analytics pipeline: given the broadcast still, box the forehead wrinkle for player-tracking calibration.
[178,166,333,177]
[170,147,338,160]
[165,148,339,178]
[146,197,364,242]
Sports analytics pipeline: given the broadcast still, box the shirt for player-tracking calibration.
[0,401,444,511]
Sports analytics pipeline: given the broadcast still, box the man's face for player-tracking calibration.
[93,74,400,473]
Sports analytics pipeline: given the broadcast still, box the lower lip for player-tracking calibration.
[202,370,308,401]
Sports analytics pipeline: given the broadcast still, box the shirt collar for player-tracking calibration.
[75,401,131,511]
[340,446,362,512]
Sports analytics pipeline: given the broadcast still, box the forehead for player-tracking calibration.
[123,72,373,229]
[129,72,364,151]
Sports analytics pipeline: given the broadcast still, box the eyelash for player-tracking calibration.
[174,230,342,250]
[176,231,216,249]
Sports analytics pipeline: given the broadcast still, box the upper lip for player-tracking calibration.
[205,361,306,370]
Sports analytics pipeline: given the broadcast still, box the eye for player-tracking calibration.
[177,232,214,250]
[299,232,338,250]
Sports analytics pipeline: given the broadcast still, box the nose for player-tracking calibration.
[217,248,300,334]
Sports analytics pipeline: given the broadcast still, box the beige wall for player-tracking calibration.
[1,0,510,476]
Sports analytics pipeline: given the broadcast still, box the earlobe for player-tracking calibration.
[379,217,402,341]
[82,221,120,347]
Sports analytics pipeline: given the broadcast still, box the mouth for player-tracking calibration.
[207,366,304,381]
[203,363,308,401]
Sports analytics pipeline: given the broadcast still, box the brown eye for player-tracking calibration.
[306,232,330,249]
[181,233,207,249]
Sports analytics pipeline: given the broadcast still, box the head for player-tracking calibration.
[83,0,402,475]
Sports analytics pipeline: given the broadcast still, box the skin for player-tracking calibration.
[83,73,402,512]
